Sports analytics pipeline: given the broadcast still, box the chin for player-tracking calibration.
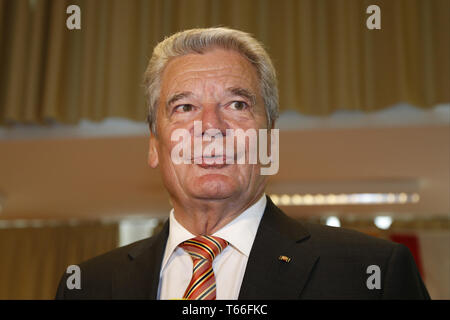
[189,173,238,200]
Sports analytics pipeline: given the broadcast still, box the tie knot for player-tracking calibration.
[179,235,229,261]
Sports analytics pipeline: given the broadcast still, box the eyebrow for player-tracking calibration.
[227,87,257,106]
[167,91,193,107]
[166,87,257,107]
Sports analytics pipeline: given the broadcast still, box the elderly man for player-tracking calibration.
[56,27,429,300]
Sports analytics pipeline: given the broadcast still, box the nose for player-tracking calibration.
[200,104,227,136]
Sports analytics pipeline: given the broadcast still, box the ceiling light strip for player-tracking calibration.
[270,192,420,206]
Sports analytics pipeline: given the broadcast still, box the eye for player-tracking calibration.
[174,104,194,113]
[229,101,248,111]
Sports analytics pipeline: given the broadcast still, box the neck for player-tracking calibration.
[172,191,265,235]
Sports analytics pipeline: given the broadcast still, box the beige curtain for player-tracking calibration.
[0,222,118,299]
[0,0,448,124]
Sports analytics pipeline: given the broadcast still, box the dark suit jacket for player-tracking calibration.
[55,197,430,299]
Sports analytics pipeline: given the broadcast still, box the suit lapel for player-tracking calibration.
[112,220,169,299]
[238,197,319,299]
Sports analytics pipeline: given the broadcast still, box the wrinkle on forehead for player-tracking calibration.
[160,49,260,103]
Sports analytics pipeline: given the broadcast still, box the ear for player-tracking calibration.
[148,132,159,168]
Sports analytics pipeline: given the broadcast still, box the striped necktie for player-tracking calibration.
[179,235,229,300]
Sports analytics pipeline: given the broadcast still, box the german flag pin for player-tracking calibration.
[278,255,291,263]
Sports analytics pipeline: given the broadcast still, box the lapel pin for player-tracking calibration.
[278,255,291,263]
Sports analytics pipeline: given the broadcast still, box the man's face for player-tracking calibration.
[149,48,268,205]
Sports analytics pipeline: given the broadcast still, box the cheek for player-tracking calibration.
[225,112,268,137]
[223,107,266,126]
[232,163,259,184]
[156,136,183,179]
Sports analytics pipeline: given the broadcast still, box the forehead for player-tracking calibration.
[160,48,260,98]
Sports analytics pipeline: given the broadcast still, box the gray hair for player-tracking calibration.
[143,27,279,135]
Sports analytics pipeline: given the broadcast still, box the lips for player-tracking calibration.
[193,156,229,168]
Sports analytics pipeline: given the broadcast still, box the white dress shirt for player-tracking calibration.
[157,194,267,300]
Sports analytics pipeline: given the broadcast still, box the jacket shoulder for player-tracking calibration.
[302,221,397,257]
[81,235,158,272]
[55,235,158,299]
[296,222,428,299]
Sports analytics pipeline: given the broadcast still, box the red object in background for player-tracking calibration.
[389,234,425,280]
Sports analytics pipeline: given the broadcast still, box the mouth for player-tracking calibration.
[193,155,230,169]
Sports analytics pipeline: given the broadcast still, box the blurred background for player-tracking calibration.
[0,0,449,299]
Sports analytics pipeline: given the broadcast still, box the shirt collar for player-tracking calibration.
[161,194,267,270]
[213,195,266,256]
